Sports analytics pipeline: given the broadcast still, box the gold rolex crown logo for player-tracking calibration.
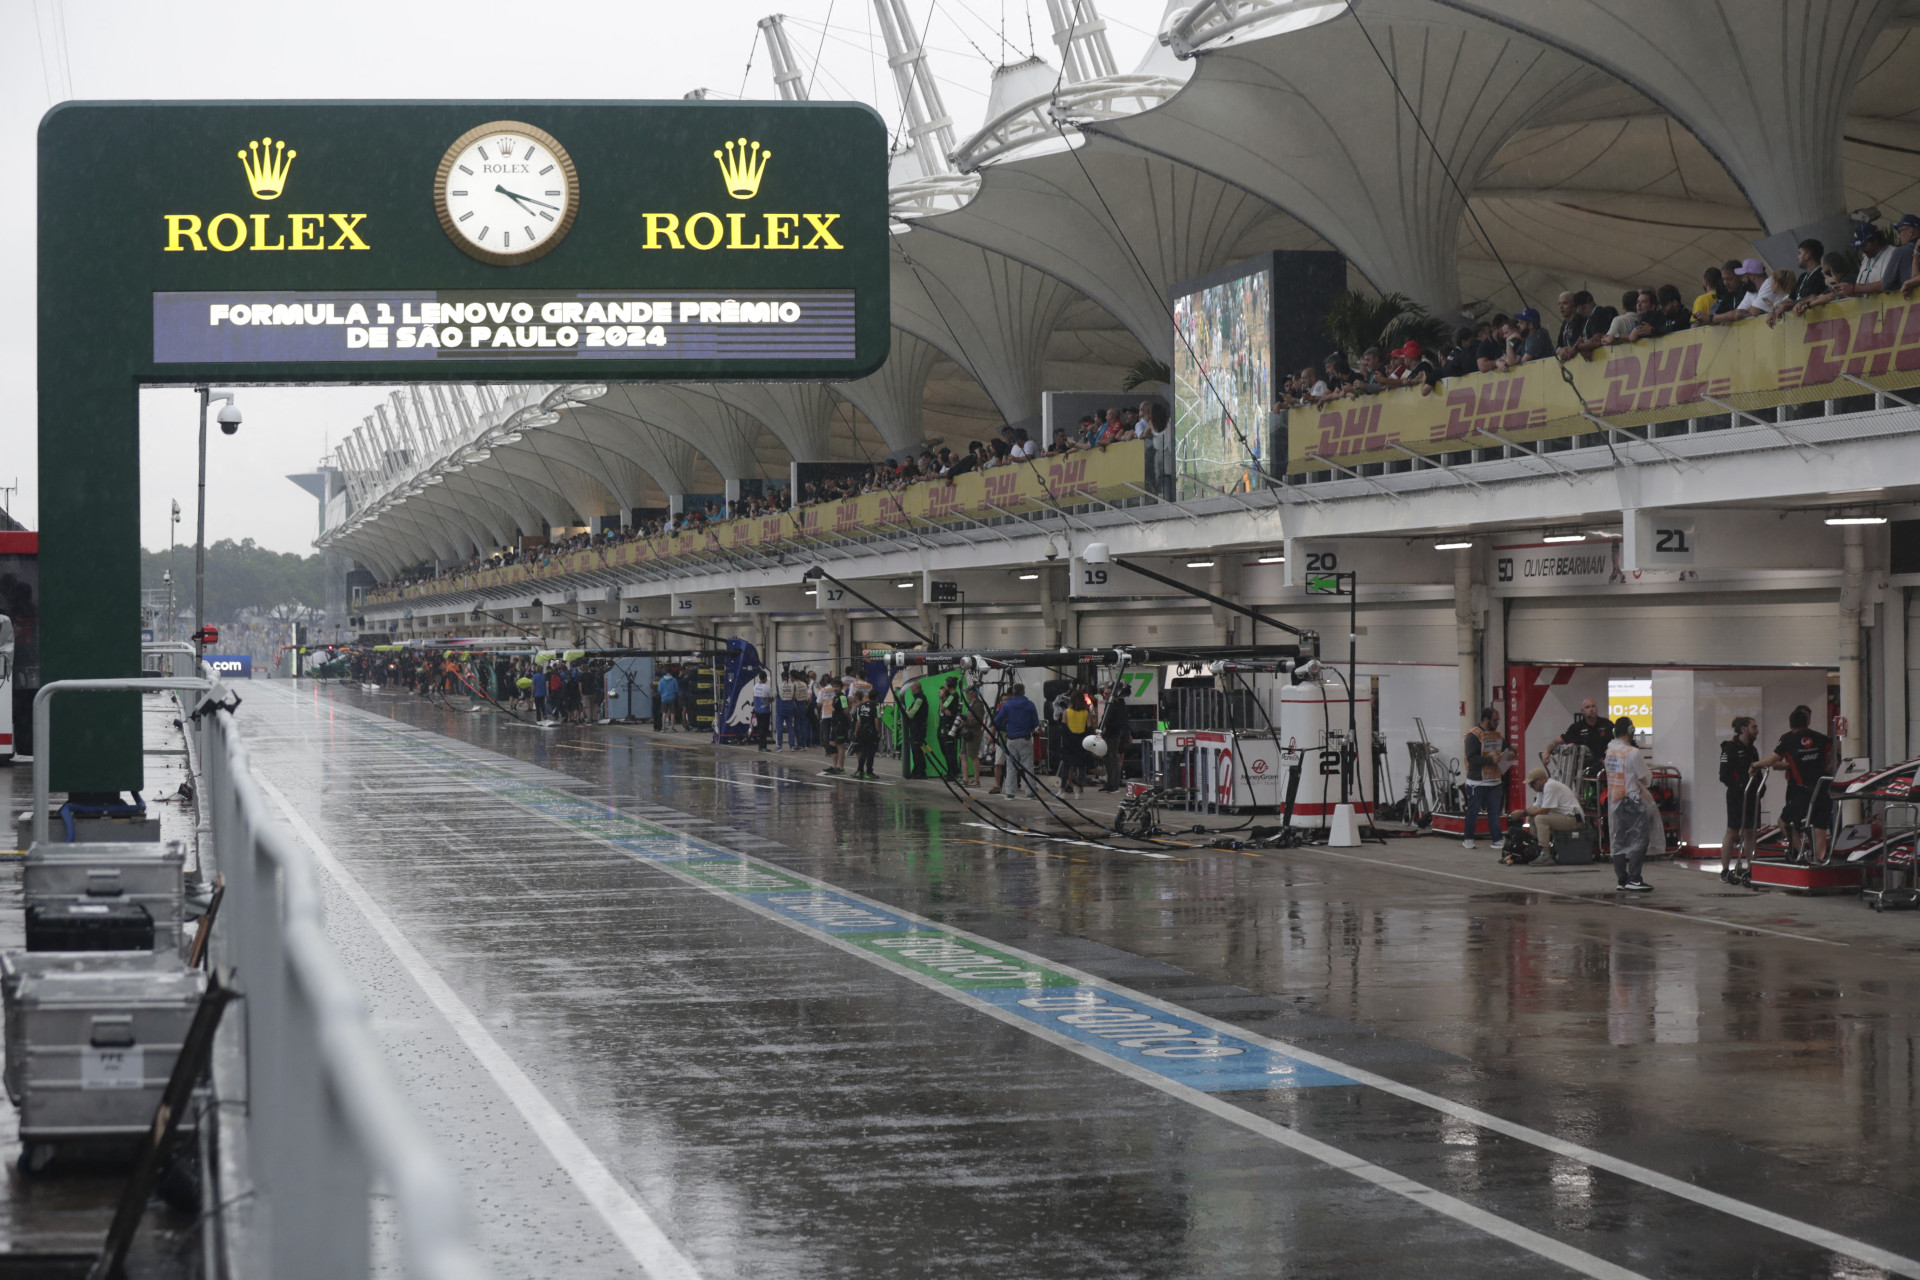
[713,137,771,200]
[237,136,296,200]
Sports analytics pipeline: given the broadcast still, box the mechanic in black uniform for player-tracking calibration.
[1752,705,1833,864]
[1542,697,1614,777]
[1717,716,1760,856]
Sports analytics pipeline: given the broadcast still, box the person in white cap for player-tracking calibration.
[1512,766,1583,859]
[1710,259,1780,323]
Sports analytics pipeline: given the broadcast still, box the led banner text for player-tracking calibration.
[152,288,855,363]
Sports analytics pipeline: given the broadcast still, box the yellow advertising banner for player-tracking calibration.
[1291,293,1920,471]
[370,440,1148,603]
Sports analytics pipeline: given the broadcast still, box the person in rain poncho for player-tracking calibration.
[1603,715,1660,891]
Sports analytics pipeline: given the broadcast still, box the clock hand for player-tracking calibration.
[494,184,560,212]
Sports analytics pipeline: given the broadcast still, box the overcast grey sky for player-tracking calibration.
[2,0,1169,554]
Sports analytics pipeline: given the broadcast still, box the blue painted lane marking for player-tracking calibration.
[972,987,1356,1091]
[740,890,920,933]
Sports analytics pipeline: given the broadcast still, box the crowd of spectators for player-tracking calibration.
[1274,217,1920,414]
[376,406,1170,594]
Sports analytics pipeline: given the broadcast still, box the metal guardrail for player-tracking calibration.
[31,673,487,1280]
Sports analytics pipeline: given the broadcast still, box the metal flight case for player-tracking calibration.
[23,839,186,954]
[0,951,206,1163]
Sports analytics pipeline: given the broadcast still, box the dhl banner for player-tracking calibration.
[369,440,1147,603]
[1293,292,1920,471]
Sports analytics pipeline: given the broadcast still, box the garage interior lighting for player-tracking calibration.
[1826,515,1888,525]
[1186,560,1216,568]
[1256,554,1285,564]
[896,581,914,588]
[1434,540,1473,550]
[1017,573,1039,580]
[1541,532,1586,543]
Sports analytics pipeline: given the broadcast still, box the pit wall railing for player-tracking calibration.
[35,661,488,1280]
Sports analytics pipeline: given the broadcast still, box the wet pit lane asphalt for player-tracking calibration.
[243,680,1920,1279]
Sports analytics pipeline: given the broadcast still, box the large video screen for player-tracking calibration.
[1172,266,1271,499]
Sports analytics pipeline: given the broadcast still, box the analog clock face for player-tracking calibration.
[434,121,578,265]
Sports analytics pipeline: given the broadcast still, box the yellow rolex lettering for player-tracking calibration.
[683,212,724,251]
[288,213,326,250]
[249,213,287,251]
[206,213,247,253]
[163,214,206,252]
[725,212,762,249]
[802,213,844,249]
[764,213,799,249]
[327,213,370,250]
[643,213,683,249]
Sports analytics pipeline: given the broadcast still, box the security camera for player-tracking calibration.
[1044,546,1059,561]
[217,403,242,435]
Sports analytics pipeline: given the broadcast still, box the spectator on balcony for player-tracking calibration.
[1788,239,1828,301]
[1656,284,1694,334]
[1347,346,1388,394]
[1558,291,1616,360]
[1443,326,1479,378]
[1690,266,1727,326]
[1786,252,1850,318]
[1389,340,1440,396]
[1839,222,1902,298]
[1475,315,1512,372]
[1881,215,1920,293]
[1496,309,1553,369]
[1708,259,1780,323]
[1312,353,1354,401]
[1602,289,1648,344]
[1554,291,1580,350]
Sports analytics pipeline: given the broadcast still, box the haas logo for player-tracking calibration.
[1250,758,1269,775]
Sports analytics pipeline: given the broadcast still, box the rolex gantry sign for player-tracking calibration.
[38,101,888,792]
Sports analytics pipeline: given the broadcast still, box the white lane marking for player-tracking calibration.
[1303,846,1849,947]
[257,775,703,1280]
[274,686,1920,1279]
[665,772,832,791]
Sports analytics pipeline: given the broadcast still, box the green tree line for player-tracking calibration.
[141,539,328,622]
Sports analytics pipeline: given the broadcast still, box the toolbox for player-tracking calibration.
[25,902,156,953]
[24,840,184,954]
[1553,826,1599,865]
[0,951,204,1142]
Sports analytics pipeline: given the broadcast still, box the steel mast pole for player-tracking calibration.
[194,387,209,652]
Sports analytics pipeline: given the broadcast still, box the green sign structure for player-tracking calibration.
[38,101,889,788]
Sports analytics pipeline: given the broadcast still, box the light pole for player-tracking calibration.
[167,500,180,642]
[194,388,242,651]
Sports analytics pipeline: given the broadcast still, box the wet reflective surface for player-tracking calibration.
[246,680,1920,1278]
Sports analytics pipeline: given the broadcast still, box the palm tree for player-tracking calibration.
[1323,291,1452,362]
[1121,357,1171,391]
